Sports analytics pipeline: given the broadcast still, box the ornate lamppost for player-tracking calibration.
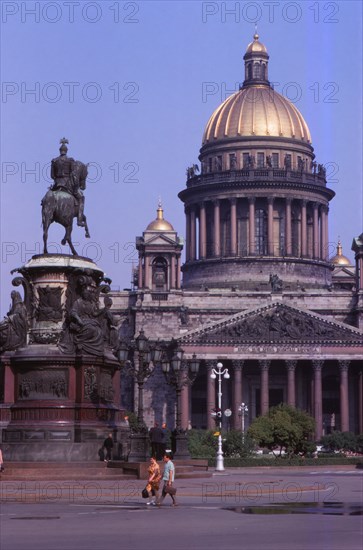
[117,330,163,462]
[238,402,249,444]
[162,344,199,459]
[210,362,230,471]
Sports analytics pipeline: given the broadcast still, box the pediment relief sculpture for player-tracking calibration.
[181,304,363,345]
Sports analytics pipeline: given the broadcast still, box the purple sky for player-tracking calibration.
[1,0,362,315]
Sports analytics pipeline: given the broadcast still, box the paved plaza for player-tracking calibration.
[0,465,362,550]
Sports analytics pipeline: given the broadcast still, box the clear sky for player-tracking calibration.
[1,0,362,315]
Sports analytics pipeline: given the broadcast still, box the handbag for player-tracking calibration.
[141,488,149,499]
[164,484,176,496]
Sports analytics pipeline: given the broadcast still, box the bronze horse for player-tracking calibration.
[41,161,90,255]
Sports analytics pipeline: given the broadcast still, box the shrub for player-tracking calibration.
[187,429,218,458]
[320,431,360,452]
[222,430,254,458]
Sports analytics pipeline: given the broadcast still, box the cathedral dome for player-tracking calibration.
[146,202,174,231]
[202,33,311,146]
[202,86,311,145]
[330,241,352,266]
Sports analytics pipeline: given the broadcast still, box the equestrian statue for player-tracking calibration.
[41,138,90,255]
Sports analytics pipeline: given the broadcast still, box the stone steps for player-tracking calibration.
[0,462,136,481]
[0,459,212,481]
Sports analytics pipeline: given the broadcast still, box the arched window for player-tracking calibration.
[255,209,267,255]
[152,257,168,291]
[253,63,260,79]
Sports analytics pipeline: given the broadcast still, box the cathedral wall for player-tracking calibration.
[182,258,332,291]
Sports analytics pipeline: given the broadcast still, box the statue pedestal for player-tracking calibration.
[1,254,125,462]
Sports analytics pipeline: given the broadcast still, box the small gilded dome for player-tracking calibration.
[245,33,268,54]
[146,202,174,231]
[330,241,352,266]
[202,86,311,144]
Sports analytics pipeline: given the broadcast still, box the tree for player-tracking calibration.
[247,404,315,457]
[320,431,359,452]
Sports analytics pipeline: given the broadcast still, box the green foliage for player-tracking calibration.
[208,456,363,468]
[222,430,254,458]
[320,431,361,452]
[247,404,315,457]
[124,410,145,433]
[187,429,218,458]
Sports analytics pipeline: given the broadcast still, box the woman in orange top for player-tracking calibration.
[146,456,161,505]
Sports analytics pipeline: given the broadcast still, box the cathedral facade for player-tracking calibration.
[112,35,363,440]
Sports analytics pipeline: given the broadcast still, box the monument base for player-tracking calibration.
[1,254,126,462]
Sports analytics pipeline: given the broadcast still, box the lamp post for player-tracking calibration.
[162,345,200,459]
[238,402,249,444]
[117,330,163,462]
[210,362,230,471]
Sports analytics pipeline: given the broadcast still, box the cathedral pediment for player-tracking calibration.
[144,234,177,246]
[179,302,363,346]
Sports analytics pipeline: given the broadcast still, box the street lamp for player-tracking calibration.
[210,362,230,471]
[238,402,249,443]
[117,330,162,461]
[162,345,200,459]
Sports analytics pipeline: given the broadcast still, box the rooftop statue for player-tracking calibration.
[41,138,90,255]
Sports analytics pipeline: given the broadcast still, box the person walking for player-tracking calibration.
[157,452,177,507]
[0,448,4,472]
[145,456,161,506]
[103,433,114,462]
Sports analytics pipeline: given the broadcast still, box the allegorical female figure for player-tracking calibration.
[0,291,28,352]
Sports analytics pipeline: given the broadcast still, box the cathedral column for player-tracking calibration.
[199,202,207,259]
[190,207,196,261]
[286,360,297,407]
[339,360,350,432]
[144,254,151,289]
[176,255,181,289]
[285,198,292,255]
[312,360,324,440]
[259,360,270,415]
[170,255,176,289]
[321,205,328,261]
[138,254,143,288]
[230,199,237,256]
[358,368,363,434]
[248,197,256,255]
[180,370,189,430]
[185,207,191,262]
[232,361,244,429]
[301,200,307,257]
[313,202,320,259]
[206,361,216,429]
[267,197,274,255]
[213,200,221,256]
[324,206,329,260]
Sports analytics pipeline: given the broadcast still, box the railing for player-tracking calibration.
[151,292,168,301]
[186,168,327,188]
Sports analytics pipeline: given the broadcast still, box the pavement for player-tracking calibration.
[0,465,362,550]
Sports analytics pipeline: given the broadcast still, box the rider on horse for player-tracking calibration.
[51,138,85,227]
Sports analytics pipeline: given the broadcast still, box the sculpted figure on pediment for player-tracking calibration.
[192,304,361,346]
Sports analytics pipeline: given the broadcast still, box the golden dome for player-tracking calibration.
[146,202,174,231]
[246,33,268,54]
[203,85,312,144]
[330,241,352,266]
